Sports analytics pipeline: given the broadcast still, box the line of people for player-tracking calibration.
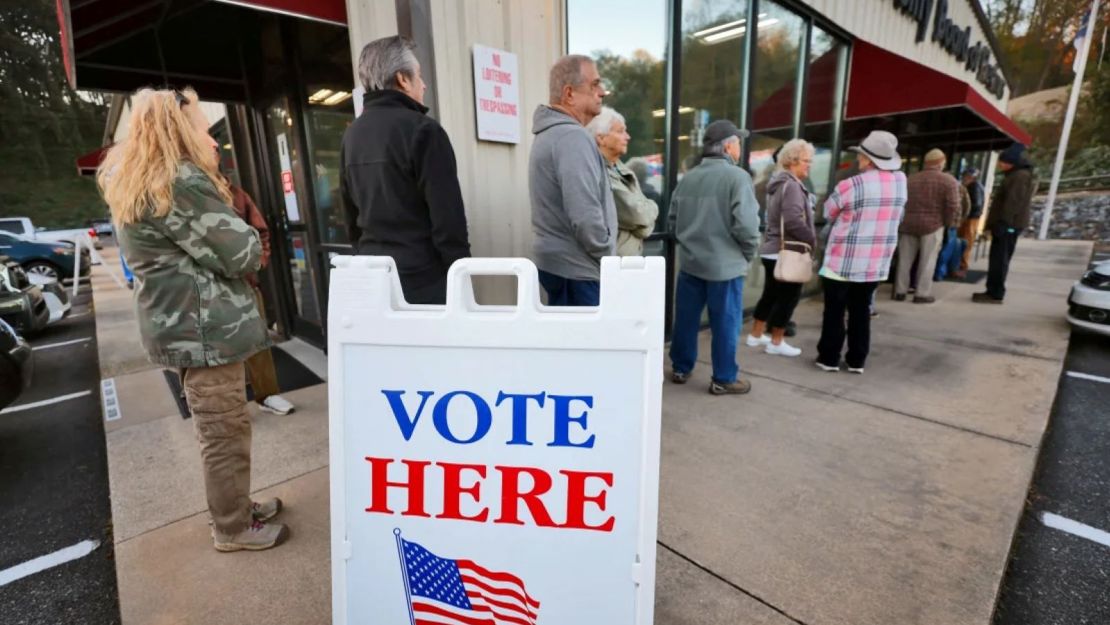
[95,35,1037,552]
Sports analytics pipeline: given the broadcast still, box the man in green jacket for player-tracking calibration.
[667,120,761,395]
[974,143,1036,304]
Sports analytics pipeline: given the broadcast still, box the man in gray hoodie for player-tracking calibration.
[668,120,761,395]
[529,55,616,306]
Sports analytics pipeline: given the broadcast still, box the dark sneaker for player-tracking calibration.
[670,371,689,384]
[252,497,283,522]
[893,293,907,301]
[972,292,1003,304]
[912,296,935,304]
[213,520,289,552]
[708,379,751,395]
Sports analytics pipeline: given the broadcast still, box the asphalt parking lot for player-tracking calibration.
[0,283,120,625]
[994,246,1110,625]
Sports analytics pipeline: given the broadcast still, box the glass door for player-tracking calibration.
[262,97,324,341]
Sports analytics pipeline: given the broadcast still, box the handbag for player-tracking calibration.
[773,209,813,284]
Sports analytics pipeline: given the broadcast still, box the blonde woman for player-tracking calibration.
[98,88,287,552]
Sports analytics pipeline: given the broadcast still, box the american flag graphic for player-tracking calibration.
[397,533,541,625]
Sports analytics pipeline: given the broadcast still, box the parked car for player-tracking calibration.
[0,262,49,336]
[17,261,72,324]
[0,316,33,412]
[0,216,101,250]
[0,230,91,282]
[86,218,113,238]
[1068,260,1110,337]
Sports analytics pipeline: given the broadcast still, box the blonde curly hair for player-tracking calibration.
[97,88,230,226]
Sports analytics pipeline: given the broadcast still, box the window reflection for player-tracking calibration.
[803,24,848,213]
[568,0,667,230]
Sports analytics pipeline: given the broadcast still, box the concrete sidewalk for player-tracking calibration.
[91,239,1091,625]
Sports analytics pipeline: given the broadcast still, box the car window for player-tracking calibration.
[0,221,22,234]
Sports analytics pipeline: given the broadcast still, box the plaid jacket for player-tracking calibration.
[821,169,907,283]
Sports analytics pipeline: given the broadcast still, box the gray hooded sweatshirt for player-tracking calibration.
[529,105,617,281]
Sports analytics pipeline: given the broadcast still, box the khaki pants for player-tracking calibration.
[243,286,280,401]
[895,228,944,298]
[183,362,252,535]
[959,217,980,271]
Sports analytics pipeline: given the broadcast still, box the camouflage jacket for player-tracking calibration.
[117,163,270,368]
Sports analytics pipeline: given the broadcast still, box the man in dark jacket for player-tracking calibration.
[974,143,1035,304]
[341,36,470,305]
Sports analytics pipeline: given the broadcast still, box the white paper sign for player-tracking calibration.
[327,256,664,625]
[472,45,521,144]
[276,133,301,222]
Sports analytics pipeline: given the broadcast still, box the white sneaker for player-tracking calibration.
[745,334,771,347]
[260,394,295,415]
[765,341,802,357]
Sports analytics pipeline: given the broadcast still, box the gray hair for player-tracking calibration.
[776,138,815,170]
[549,54,593,104]
[705,135,740,156]
[358,36,419,92]
[585,106,625,138]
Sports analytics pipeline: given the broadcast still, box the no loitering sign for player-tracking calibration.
[328,256,664,624]
[472,45,520,144]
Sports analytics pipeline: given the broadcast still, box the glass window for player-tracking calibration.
[678,0,750,179]
[802,24,848,208]
[567,0,668,229]
[749,1,806,190]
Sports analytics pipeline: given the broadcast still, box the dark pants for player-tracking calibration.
[817,278,878,369]
[670,271,744,384]
[985,224,1020,300]
[753,258,803,329]
[401,274,448,305]
[538,269,600,306]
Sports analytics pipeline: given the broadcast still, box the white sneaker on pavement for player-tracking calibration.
[745,334,771,347]
[765,341,802,357]
[260,394,295,415]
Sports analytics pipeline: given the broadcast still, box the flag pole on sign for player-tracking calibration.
[394,528,417,625]
[1040,0,1102,240]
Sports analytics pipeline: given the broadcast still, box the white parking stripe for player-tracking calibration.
[1041,512,1110,549]
[1066,371,1110,385]
[32,337,91,351]
[0,390,93,415]
[67,312,91,319]
[0,539,101,587]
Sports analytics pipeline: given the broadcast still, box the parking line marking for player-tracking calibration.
[0,539,100,587]
[1066,371,1110,385]
[32,337,91,351]
[1041,512,1110,549]
[0,390,93,415]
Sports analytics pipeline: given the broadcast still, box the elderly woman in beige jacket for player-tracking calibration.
[586,107,659,256]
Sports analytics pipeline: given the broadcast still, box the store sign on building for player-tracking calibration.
[472,45,520,144]
[891,0,1007,99]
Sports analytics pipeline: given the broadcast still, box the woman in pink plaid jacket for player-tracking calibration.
[815,131,907,374]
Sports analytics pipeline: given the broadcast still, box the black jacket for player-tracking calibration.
[985,163,1035,231]
[340,90,470,288]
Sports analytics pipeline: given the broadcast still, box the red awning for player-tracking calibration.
[76,145,111,176]
[211,0,346,25]
[846,39,1031,146]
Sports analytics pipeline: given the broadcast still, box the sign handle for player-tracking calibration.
[394,528,416,625]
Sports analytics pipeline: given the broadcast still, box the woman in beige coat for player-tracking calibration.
[586,106,659,256]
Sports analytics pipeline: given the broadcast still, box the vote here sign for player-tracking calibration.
[327,256,664,625]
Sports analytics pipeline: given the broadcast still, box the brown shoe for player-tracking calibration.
[972,292,1003,304]
[892,293,907,301]
[912,296,935,304]
[709,379,751,395]
[213,520,289,552]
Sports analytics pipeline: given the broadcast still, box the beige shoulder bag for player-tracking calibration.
[773,200,813,284]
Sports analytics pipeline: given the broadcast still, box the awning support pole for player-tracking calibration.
[1039,0,1101,240]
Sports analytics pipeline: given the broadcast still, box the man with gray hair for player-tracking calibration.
[529,54,615,306]
[667,120,761,395]
[341,35,470,304]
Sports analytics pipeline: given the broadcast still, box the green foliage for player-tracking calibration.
[0,0,110,228]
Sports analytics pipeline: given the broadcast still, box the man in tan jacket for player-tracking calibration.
[894,148,960,303]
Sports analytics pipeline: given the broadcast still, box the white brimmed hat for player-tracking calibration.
[848,131,902,171]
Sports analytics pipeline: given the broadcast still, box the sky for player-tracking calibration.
[566,0,668,60]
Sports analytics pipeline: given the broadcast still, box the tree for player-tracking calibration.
[0,0,109,227]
